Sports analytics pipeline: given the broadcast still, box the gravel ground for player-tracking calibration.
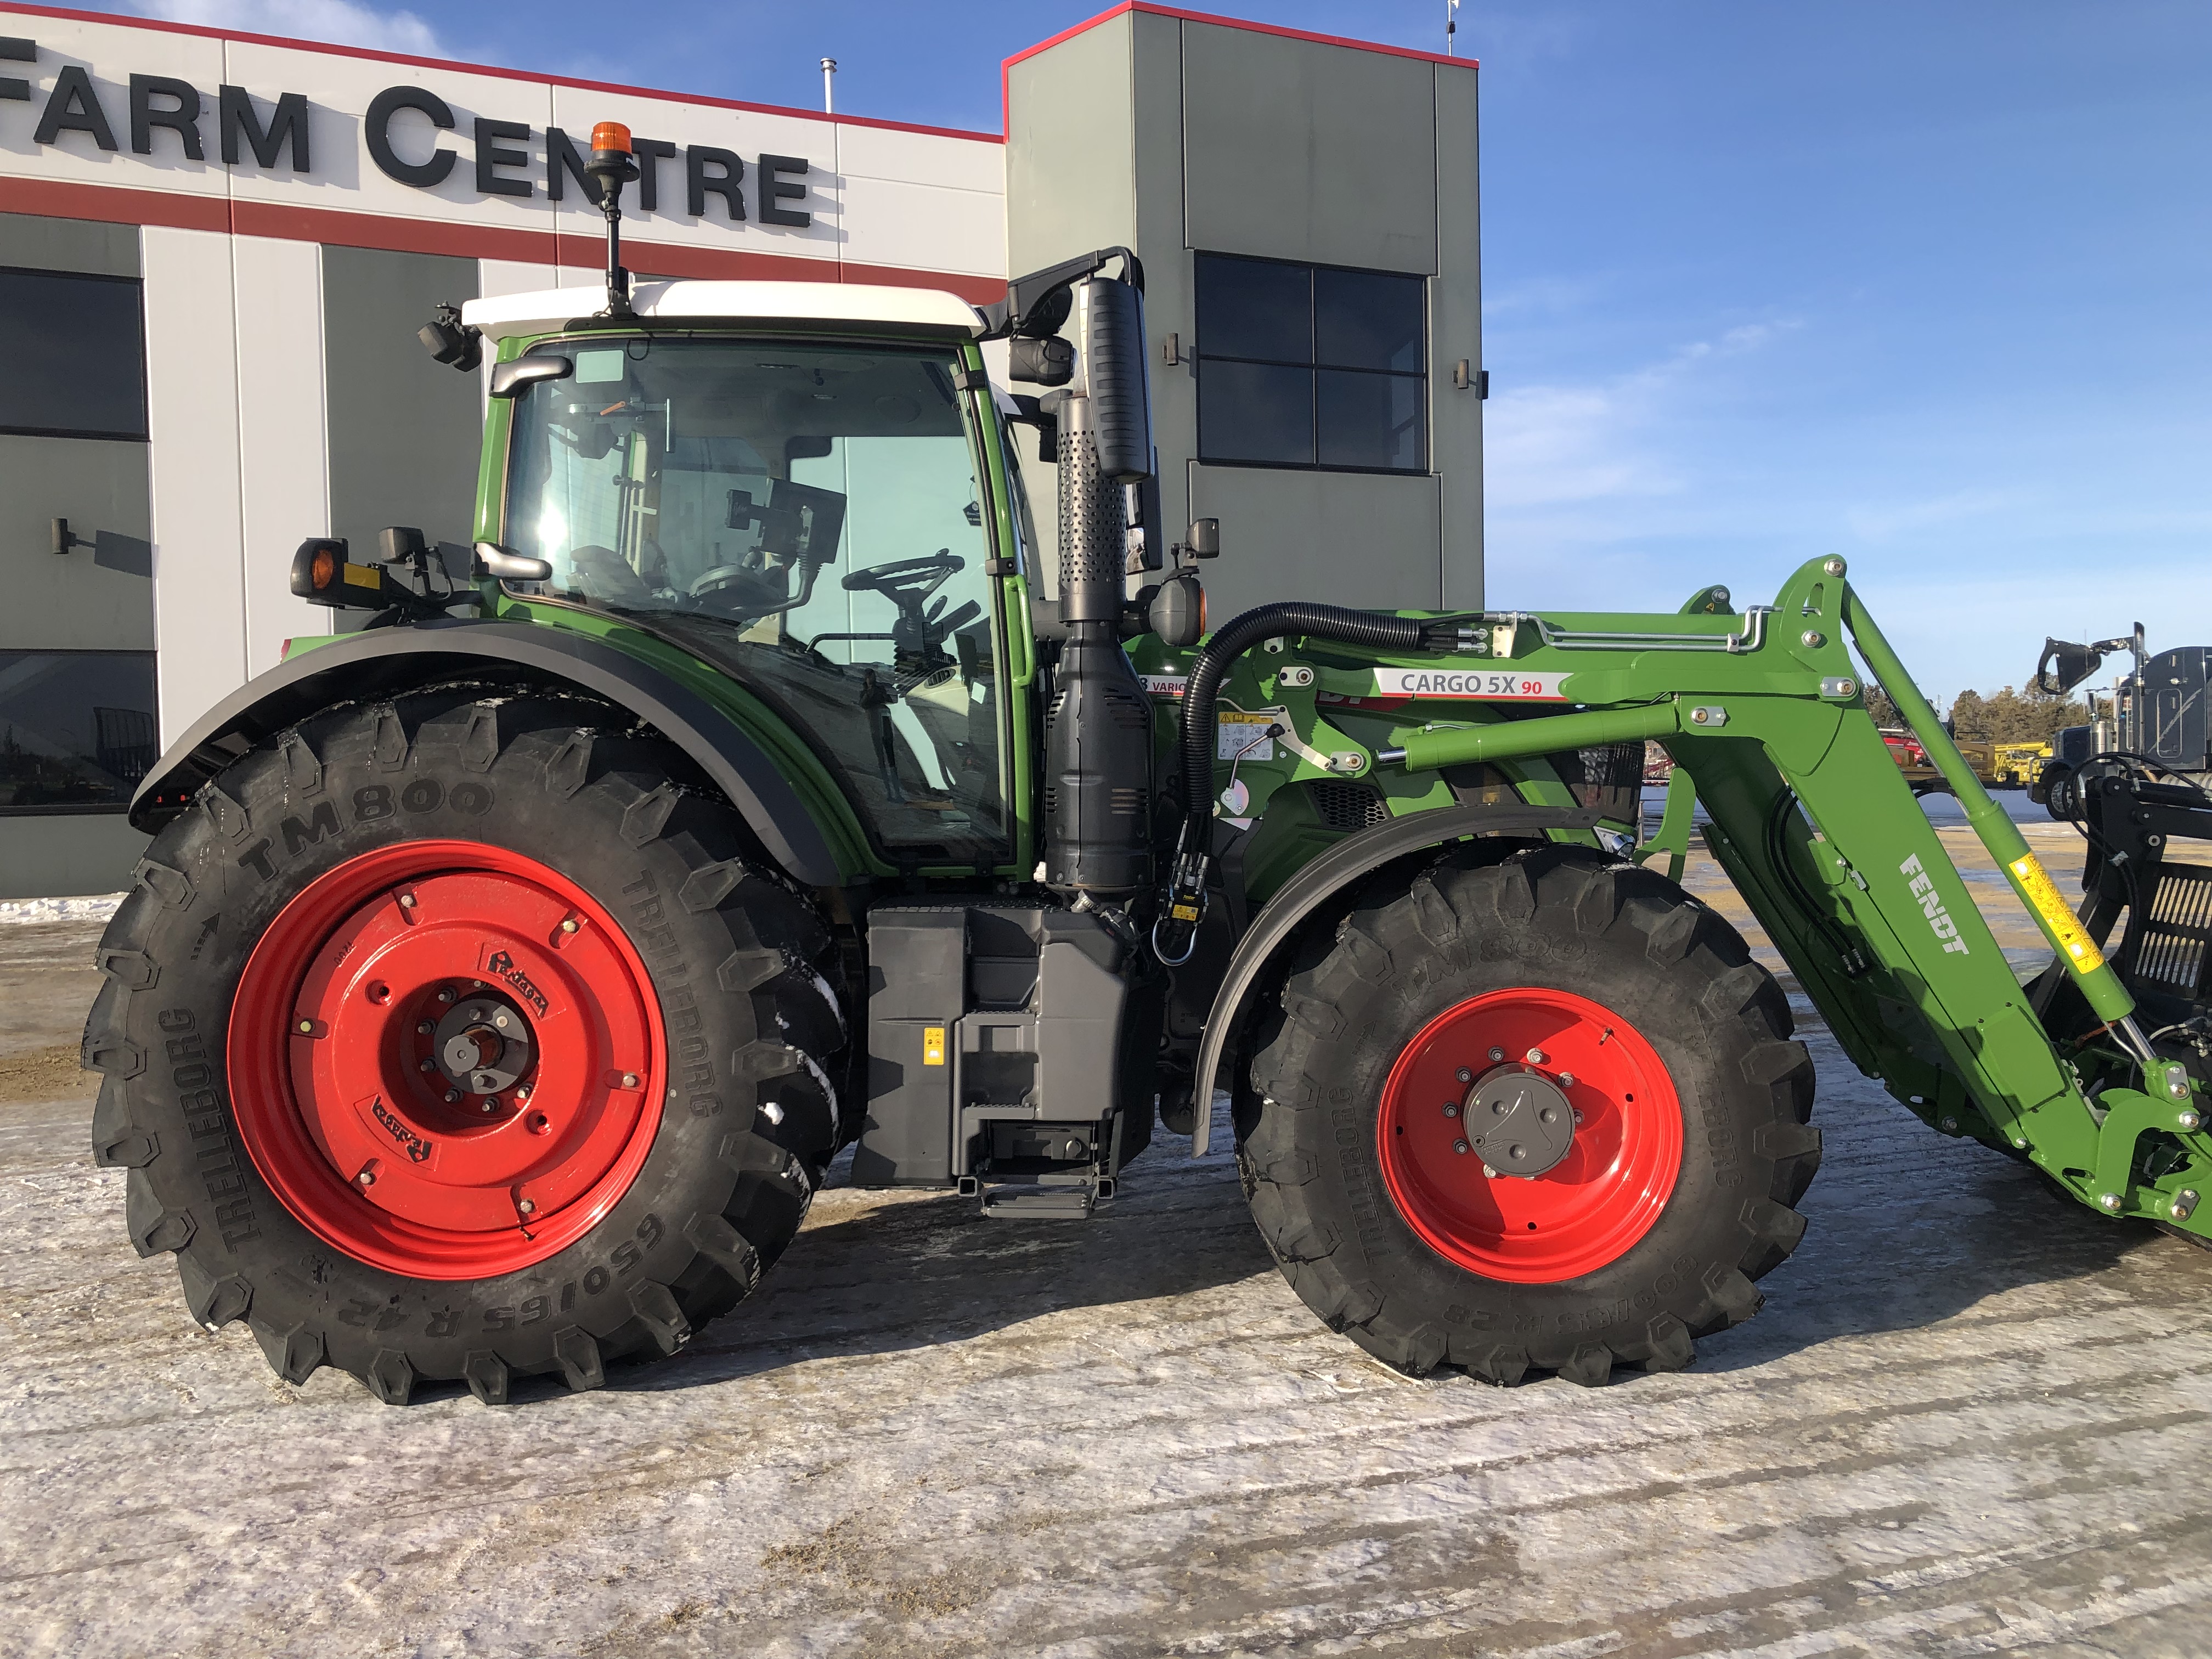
[7,814,2212,1658]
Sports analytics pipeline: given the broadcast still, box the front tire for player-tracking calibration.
[85,689,844,1404]
[2042,765,2077,821]
[1240,847,1818,1386]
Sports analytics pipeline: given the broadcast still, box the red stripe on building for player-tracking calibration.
[1001,2,1476,134]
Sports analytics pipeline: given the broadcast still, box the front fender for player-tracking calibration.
[132,619,844,887]
[1190,803,1596,1155]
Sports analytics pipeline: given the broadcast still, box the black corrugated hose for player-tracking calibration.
[1152,601,1455,963]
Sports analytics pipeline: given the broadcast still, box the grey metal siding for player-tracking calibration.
[1433,64,1484,609]
[1178,21,1438,275]
[321,245,481,557]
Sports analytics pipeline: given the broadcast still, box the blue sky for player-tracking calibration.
[92,0,2212,705]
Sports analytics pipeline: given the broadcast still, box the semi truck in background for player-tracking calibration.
[2034,626,2212,819]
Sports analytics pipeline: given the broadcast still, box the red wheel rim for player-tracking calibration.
[1376,988,1683,1283]
[228,841,665,1280]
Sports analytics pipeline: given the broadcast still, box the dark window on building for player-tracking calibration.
[0,267,148,441]
[1194,253,1425,473]
[0,651,159,815]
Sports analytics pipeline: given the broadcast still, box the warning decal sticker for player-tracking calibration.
[2008,852,2107,972]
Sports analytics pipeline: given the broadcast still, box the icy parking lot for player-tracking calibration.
[7,822,2212,1658]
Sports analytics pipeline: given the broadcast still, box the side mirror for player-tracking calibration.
[1074,276,1152,482]
[473,541,553,583]
[1148,569,1205,647]
[489,354,573,399]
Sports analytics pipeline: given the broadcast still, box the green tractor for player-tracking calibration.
[87,128,2209,1405]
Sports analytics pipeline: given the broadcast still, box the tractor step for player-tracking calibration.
[959,1172,1118,1218]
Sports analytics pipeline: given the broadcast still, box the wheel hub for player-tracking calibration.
[1464,1065,1576,1176]
[227,840,665,1280]
[1376,986,1684,1283]
[430,991,535,1099]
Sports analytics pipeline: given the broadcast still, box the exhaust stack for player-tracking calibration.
[1042,275,1155,899]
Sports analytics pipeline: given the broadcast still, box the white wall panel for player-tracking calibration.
[543,84,844,265]
[839,174,1004,276]
[476,257,560,298]
[235,235,331,673]
[142,225,246,745]
[839,123,1004,195]
[0,14,227,206]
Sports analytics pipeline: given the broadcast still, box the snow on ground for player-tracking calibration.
[5,829,2212,1658]
[0,895,122,926]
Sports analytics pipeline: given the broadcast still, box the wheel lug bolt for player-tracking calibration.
[1488,1048,1504,1063]
[445,1089,461,1104]
[419,1059,435,1073]
[436,989,455,1004]
[296,1020,313,1034]
[1455,1067,1472,1084]
[560,918,579,934]
[482,1098,498,1113]
[517,1199,535,1215]
[357,1170,375,1187]
[417,1021,435,1035]
[1559,1073,1575,1087]
[1526,1048,1547,1065]
[1452,1139,1471,1155]
[622,1073,640,1088]
[1443,1102,1459,1118]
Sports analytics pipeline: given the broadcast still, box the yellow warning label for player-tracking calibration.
[342,561,383,589]
[1171,902,1200,922]
[922,1026,946,1066]
[2009,853,2106,972]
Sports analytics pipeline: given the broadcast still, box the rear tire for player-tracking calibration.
[84,689,845,1404]
[1240,846,1818,1386]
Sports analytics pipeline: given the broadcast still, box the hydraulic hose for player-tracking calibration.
[1153,602,1433,963]
[1176,602,1426,843]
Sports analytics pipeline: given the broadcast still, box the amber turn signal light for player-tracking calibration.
[290,538,382,607]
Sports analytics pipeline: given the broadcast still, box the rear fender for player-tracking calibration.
[131,619,844,887]
[1189,803,1595,1155]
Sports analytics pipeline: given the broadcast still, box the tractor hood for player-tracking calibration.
[461,280,989,343]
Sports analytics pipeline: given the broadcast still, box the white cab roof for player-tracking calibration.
[462,280,989,342]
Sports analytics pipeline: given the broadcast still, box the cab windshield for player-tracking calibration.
[504,336,1005,863]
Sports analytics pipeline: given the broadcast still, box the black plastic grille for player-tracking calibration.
[1310,781,1390,834]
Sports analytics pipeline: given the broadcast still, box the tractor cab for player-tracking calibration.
[465,281,1022,869]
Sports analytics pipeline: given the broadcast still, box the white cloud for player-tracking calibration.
[1482,318,1800,511]
[1843,488,2018,544]
[130,1,444,57]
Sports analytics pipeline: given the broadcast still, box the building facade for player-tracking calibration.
[0,1,1479,897]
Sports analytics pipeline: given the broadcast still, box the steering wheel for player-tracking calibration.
[840,552,964,599]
